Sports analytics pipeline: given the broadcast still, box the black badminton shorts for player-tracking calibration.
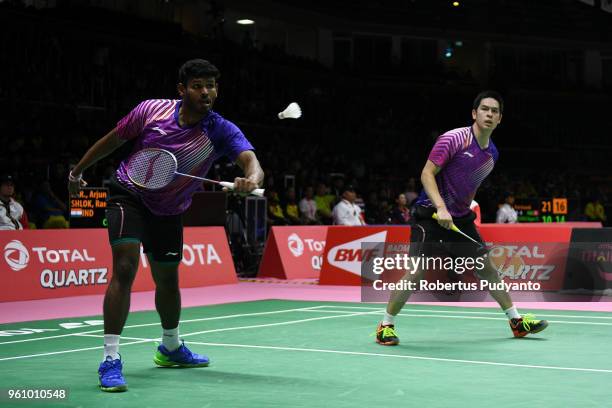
[409,206,486,259]
[105,177,183,262]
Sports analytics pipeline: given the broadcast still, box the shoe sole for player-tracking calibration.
[99,384,128,392]
[154,357,210,368]
[375,338,399,346]
[512,321,549,337]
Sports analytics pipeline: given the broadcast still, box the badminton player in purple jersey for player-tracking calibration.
[375,91,548,346]
[68,59,264,392]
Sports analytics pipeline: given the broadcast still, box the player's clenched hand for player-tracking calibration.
[68,172,88,197]
[435,207,454,230]
[232,177,259,194]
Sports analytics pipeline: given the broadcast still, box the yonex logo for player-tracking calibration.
[463,152,474,158]
[152,126,167,135]
[4,240,30,271]
[287,233,304,257]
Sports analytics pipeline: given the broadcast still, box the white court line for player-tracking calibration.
[9,314,612,373]
[0,311,377,362]
[301,309,612,326]
[76,310,381,342]
[74,334,612,374]
[0,305,328,346]
[316,305,612,320]
[179,341,612,374]
[0,339,151,362]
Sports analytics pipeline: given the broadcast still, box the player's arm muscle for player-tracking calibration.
[236,150,264,187]
[72,128,126,175]
[421,160,445,210]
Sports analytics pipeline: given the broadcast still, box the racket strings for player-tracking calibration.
[127,149,177,189]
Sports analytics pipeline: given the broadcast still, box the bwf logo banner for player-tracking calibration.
[327,231,388,276]
[319,226,411,285]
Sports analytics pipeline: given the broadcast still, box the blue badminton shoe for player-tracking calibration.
[154,341,210,367]
[98,356,127,392]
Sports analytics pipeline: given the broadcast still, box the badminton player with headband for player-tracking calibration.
[68,59,264,392]
[375,91,548,347]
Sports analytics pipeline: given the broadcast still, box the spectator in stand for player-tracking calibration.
[283,187,301,225]
[403,177,419,206]
[314,182,334,224]
[364,191,382,224]
[496,192,518,224]
[32,180,69,228]
[585,194,607,223]
[390,193,411,224]
[332,186,365,225]
[330,176,345,202]
[299,185,320,224]
[267,191,289,225]
[0,174,30,230]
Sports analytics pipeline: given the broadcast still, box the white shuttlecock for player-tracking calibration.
[278,102,302,119]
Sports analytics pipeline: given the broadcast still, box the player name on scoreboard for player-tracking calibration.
[70,187,108,228]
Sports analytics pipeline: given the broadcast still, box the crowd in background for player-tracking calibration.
[1,2,610,230]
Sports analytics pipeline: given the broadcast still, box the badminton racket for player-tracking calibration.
[126,148,265,197]
[432,213,481,246]
[432,212,525,272]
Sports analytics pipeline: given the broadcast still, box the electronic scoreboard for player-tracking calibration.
[69,187,108,228]
[513,197,569,223]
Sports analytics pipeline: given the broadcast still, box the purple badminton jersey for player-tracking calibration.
[115,99,254,215]
[415,126,499,217]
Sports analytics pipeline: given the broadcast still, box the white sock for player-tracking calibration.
[162,327,180,351]
[504,306,521,320]
[103,334,120,361]
[382,312,396,326]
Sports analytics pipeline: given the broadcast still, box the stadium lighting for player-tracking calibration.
[236,19,255,25]
[452,1,460,6]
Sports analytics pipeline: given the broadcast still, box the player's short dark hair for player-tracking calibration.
[473,90,504,114]
[178,59,220,85]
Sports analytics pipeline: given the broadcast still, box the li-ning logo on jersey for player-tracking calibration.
[144,152,163,184]
[463,152,474,158]
[152,126,167,135]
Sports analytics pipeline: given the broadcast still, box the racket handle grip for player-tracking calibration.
[432,212,460,232]
[219,182,265,197]
[219,181,235,190]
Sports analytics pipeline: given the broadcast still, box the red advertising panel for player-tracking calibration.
[319,226,411,285]
[479,224,573,290]
[258,226,328,279]
[1,227,236,302]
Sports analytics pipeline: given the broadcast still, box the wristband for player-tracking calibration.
[68,171,82,182]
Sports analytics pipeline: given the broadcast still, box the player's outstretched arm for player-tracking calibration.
[421,160,452,229]
[68,128,126,196]
[233,150,264,194]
